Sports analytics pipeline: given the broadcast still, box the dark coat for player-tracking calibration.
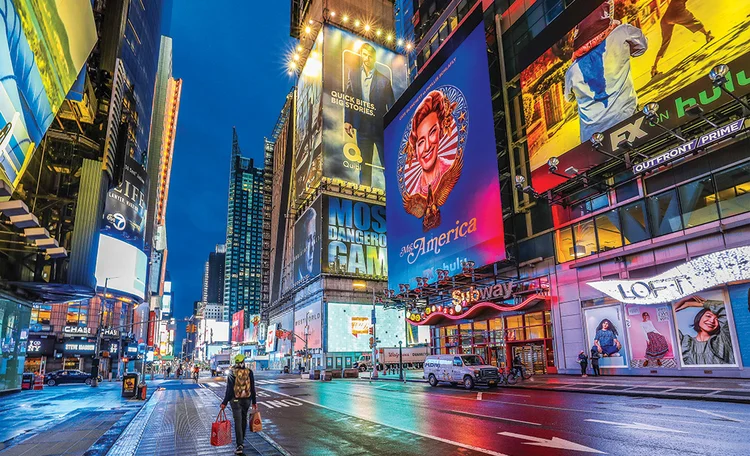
[345,66,395,136]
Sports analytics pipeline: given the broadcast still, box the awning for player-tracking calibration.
[6,282,95,303]
[409,294,551,326]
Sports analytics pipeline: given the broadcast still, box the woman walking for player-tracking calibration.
[578,350,589,377]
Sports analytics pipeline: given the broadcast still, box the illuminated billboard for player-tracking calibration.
[0,0,96,191]
[522,0,750,192]
[322,25,408,191]
[384,23,505,291]
[293,197,322,285]
[294,301,322,351]
[326,303,405,352]
[95,234,147,299]
[295,30,323,199]
[232,310,245,344]
[102,156,148,248]
[323,195,387,277]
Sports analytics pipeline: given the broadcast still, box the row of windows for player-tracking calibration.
[416,0,475,68]
[555,161,750,263]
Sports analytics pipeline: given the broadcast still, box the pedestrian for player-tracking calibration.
[512,354,524,379]
[166,366,171,379]
[578,350,589,377]
[176,366,183,379]
[590,346,601,376]
[221,354,257,455]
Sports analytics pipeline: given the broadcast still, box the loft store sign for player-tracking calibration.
[452,283,514,307]
[587,247,750,305]
[64,326,92,335]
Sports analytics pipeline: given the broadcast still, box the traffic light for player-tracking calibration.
[369,337,375,349]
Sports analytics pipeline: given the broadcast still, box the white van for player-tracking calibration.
[423,354,500,389]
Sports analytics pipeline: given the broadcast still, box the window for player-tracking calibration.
[595,210,623,252]
[571,219,596,258]
[714,162,750,218]
[505,315,524,341]
[679,177,719,228]
[489,318,504,344]
[473,321,487,345]
[619,200,650,245]
[453,357,463,367]
[648,190,683,236]
[555,226,574,263]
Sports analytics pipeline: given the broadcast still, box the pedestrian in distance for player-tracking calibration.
[221,354,258,455]
[590,346,601,376]
[512,354,524,380]
[166,366,171,379]
[578,350,589,377]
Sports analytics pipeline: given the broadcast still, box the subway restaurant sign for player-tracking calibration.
[587,247,750,305]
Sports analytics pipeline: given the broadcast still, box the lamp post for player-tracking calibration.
[92,276,117,387]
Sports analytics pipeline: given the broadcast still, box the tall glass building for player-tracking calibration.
[224,129,265,326]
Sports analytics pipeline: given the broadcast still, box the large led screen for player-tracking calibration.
[384,23,505,291]
[293,197,322,285]
[522,0,750,192]
[295,30,323,199]
[326,303,405,352]
[102,156,148,248]
[95,234,147,299]
[323,195,387,278]
[322,25,408,191]
[0,0,96,190]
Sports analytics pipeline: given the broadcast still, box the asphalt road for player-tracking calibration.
[204,372,750,456]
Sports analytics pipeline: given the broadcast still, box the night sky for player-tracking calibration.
[166,1,293,348]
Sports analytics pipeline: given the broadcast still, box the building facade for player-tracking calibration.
[224,130,265,322]
[205,244,226,305]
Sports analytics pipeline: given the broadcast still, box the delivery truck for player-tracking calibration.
[353,346,429,371]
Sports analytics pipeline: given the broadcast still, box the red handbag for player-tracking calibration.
[211,409,232,446]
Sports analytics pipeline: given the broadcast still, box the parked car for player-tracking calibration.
[423,354,500,390]
[44,370,101,386]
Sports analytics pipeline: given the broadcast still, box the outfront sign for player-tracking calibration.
[632,118,746,174]
[587,247,750,305]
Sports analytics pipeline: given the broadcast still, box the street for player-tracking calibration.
[203,371,750,456]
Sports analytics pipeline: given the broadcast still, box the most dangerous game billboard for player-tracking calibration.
[523,0,750,192]
[384,23,505,291]
[322,25,408,192]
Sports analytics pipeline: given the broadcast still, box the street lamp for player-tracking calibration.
[92,276,118,387]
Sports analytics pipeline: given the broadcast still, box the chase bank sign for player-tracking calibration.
[587,247,750,305]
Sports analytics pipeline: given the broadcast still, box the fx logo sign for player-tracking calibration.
[609,117,649,147]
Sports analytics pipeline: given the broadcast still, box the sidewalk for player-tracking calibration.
[362,370,750,403]
[107,380,285,456]
[0,379,164,456]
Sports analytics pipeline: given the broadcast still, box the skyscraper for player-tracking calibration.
[224,129,265,321]
[204,244,226,305]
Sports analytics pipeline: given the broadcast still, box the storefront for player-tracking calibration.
[419,278,554,374]
[0,293,32,393]
[578,247,749,376]
[24,334,56,375]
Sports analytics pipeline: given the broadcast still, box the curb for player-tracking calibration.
[507,383,750,404]
[360,375,750,404]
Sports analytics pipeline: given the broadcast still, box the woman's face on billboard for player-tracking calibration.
[416,112,440,173]
[698,310,719,335]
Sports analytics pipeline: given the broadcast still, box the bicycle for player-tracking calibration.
[500,369,518,385]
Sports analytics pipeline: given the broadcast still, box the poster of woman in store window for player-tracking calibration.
[673,290,738,367]
[584,305,628,368]
[624,304,677,369]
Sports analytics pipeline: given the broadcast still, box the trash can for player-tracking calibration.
[21,373,34,390]
[122,373,139,398]
[137,383,147,400]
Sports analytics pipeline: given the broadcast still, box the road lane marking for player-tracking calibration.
[498,432,605,454]
[695,409,743,423]
[477,392,482,401]
[448,409,541,426]
[258,387,510,456]
[584,419,686,433]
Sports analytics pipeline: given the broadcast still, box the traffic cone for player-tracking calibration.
[33,375,44,391]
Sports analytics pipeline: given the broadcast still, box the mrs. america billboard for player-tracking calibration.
[384,23,505,291]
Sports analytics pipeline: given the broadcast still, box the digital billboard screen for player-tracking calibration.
[295,30,323,199]
[323,195,387,277]
[101,156,148,248]
[232,310,245,343]
[522,0,750,192]
[326,303,405,352]
[95,234,147,299]
[322,25,408,191]
[294,301,322,351]
[384,23,505,291]
[0,0,96,191]
[293,197,322,285]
